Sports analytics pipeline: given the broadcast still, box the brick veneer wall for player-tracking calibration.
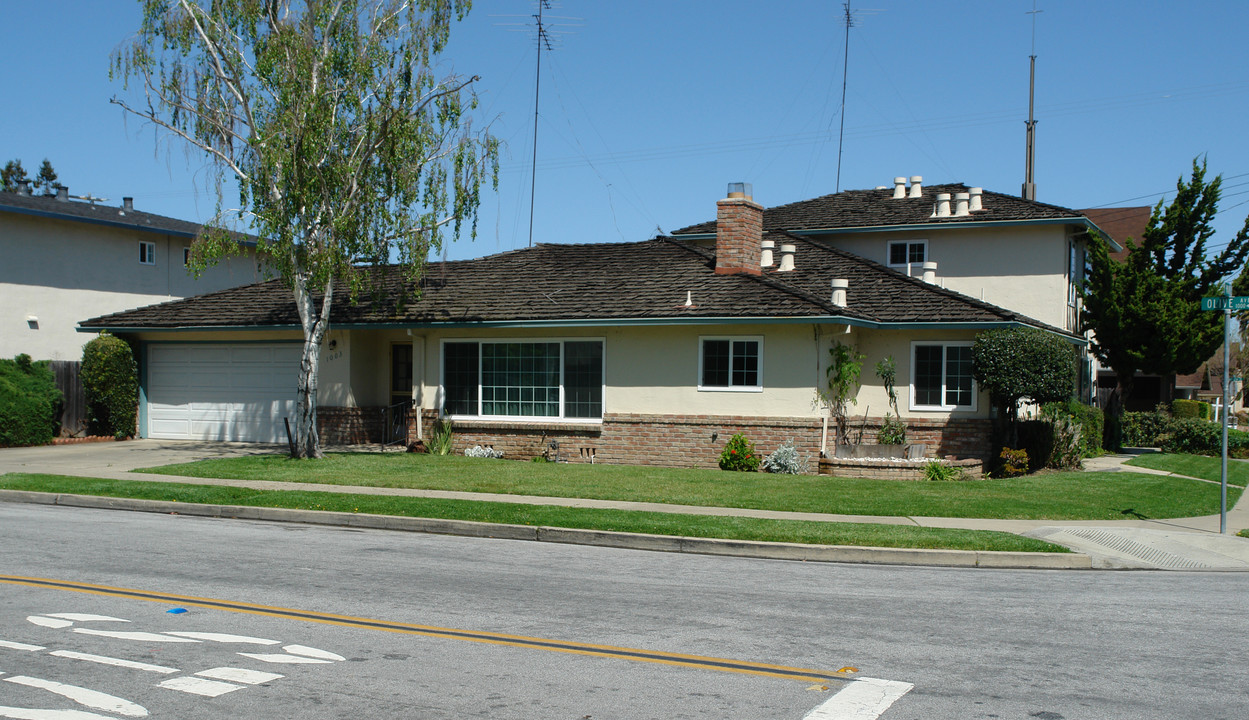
[415,411,992,469]
[318,406,385,445]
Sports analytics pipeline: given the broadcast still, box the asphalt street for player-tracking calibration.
[1,503,1246,719]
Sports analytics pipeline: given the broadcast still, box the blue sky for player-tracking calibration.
[4,1,1249,262]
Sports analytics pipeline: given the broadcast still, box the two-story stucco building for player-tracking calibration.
[1,184,260,361]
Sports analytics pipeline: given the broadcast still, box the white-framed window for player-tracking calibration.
[441,338,604,421]
[183,246,192,266]
[887,240,927,274]
[139,241,156,265]
[699,336,762,392]
[909,341,977,412]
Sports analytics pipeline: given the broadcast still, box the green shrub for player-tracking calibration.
[719,433,761,472]
[1016,420,1055,473]
[1161,418,1249,457]
[761,439,810,474]
[923,460,964,482]
[428,417,454,455]
[1047,415,1083,470]
[1171,399,1206,420]
[876,414,907,445]
[1122,411,1171,447]
[81,333,138,439]
[995,447,1029,478]
[0,355,62,447]
[1041,400,1104,456]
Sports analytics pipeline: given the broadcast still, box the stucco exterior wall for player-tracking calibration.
[2,212,260,360]
[827,224,1074,330]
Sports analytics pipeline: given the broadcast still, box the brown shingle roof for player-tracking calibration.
[673,184,1087,235]
[1080,206,1151,261]
[0,190,257,244]
[80,235,1071,336]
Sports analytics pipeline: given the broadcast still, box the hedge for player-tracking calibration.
[0,354,62,447]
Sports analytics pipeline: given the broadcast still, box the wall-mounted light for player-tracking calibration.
[328,339,338,350]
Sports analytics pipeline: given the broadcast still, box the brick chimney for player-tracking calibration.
[715,182,762,275]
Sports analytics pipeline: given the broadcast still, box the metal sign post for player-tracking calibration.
[1201,288,1245,533]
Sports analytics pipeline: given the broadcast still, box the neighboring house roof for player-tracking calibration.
[80,234,1076,337]
[672,183,1109,241]
[0,190,257,244]
[1080,206,1151,262]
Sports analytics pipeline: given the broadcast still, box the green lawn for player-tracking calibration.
[133,452,1240,521]
[0,474,1067,553]
[1124,453,1249,487]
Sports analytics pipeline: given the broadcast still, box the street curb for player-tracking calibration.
[0,490,1092,570]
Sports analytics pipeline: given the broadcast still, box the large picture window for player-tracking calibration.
[699,337,762,391]
[910,342,976,411]
[442,339,603,420]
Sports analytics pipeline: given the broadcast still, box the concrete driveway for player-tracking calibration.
[0,439,283,477]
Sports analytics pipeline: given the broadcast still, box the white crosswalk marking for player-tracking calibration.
[0,706,120,719]
[71,630,199,643]
[195,667,284,684]
[281,645,345,661]
[804,677,914,720]
[236,652,332,664]
[2,676,148,718]
[161,632,279,645]
[48,651,179,674]
[0,641,45,652]
[158,676,245,697]
[42,616,127,624]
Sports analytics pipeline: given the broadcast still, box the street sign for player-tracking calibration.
[1200,296,1249,311]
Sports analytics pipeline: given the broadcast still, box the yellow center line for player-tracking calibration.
[1,574,854,684]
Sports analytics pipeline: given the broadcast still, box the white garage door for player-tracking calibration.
[146,344,302,442]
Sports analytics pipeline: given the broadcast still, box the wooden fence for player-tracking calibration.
[50,360,87,437]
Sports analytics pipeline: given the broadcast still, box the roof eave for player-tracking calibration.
[80,315,1082,341]
[0,204,259,247]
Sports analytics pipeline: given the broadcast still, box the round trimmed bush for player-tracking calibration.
[81,333,138,439]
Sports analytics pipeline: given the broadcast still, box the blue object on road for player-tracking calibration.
[167,607,188,614]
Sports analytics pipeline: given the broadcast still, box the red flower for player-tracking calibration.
[730,449,737,454]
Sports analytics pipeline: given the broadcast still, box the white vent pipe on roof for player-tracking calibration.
[778,243,796,272]
[954,192,970,217]
[922,261,938,284]
[969,187,983,211]
[831,278,849,307]
[892,177,907,199]
[908,175,923,198]
[761,239,775,268]
[934,193,951,218]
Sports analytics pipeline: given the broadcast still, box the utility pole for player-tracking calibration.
[1022,2,1041,201]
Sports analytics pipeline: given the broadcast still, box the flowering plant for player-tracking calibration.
[718,433,761,472]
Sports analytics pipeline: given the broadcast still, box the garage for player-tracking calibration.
[145,343,303,442]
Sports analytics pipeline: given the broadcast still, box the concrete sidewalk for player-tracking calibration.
[2,441,1248,570]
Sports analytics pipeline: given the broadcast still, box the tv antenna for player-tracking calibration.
[1022,1,1042,200]
[835,2,882,193]
[495,2,581,247]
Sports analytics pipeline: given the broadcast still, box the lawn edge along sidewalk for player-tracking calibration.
[0,489,1090,570]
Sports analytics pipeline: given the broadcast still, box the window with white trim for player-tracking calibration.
[699,337,762,391]
[442,339,603,420]
[184,246,192,266]
[139,241,156,265]
[910,342,976,411]
[887,240,926,273]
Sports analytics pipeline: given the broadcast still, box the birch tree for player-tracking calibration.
[111,0,498,458]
